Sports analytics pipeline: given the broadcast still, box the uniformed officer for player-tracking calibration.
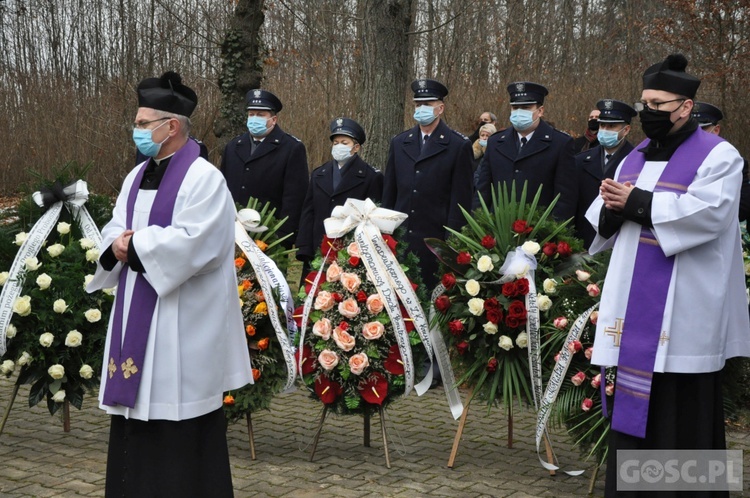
[382,78,473,289]
[575,99,637,248]
[295,118,383,262]
[220,89,309,246]
[693,101,750,221]
[474,81,578,222]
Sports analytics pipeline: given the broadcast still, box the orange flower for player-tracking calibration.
[245,324,256,336]
[241,279,252,291]
[234,257,246,269]
[255,239,269,252]
[252,368,261,381]
[223,394,235,405]
[255,291,265,302]
[257,337,269,350]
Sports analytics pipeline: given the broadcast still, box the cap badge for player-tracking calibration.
[419,80,427,89]
[515,82,525,92]
[336,118,344,126]
[604,100,613,110]
[253,90,261,98]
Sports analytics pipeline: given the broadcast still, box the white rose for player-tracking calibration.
[0,359,15,375]
[498,335,514,351]
[51,390,66,403]
[65,330,83,348]
[36,273,52,290]
[84,309,101,323]
[537,294,552,312]
[57,222,71,235]
[542,278,558,294]
[47,243,65,258]
[13,296,32,316]
[17,351,32,367]
[48,364,65,380]
[5,324,17,338]
[476,255,494,273]
[53,299,68,313]
[483,322,498,335]
[14,232,28,246]
[0,271,8,285]
[79,364,94,380]
[84,274,94,288]
[103,287,116,296]
[24,257,42,271]
[575,270,591,282]
[467,297,485,316]
[39,332,54,347]
[521,241,540,256]
[516,332,529,348]
[465,279,481,296]
[85,249,100,262]
[79,238,96,250]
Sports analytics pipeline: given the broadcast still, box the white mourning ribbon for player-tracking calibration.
[429,284,464,419]
[534,303,598,475]
[234,209,297,391]
[0,180,100,355]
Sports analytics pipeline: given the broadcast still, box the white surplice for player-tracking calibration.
[586,139,750,373]
[88,157,252,421]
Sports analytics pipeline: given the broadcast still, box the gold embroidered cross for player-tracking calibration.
[108,358,117,379]
[604,318,624,347]
[121,358,139,379]
[659,331,670,346]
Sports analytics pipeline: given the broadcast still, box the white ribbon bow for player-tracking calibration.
[32,180,89,217]
[324,198,407,238]
[237,209,268,233]
[498,246,539,283]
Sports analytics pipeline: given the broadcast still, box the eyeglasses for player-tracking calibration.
[132,117,171,130]
[634,98,685,113]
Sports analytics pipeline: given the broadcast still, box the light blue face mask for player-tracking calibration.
[413,105,437,126]
[247,115,270,137]
[597,128,623,149]
[479,139,488,147]
[509,109,535,131]
[132,120,169,157]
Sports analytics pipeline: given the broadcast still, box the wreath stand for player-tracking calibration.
[245,412,257,460]
[308,404,391,468]
[446,388,556,475]
[0,384,72,437]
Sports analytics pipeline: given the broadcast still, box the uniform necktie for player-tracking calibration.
[332,163,342,191]
[605,153,612,163]
[520,137,527,148]
[252,140,262,154]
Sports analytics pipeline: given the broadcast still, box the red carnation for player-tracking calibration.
[382,234,398,254]
[542,242,557,257]
[486,357,498,373]
[295,345,317,376]
[448,319,464,336]
[384,344,405,375]
[359,372,388,405]
[339,321,349,331]
[456,341,470,355]
[356,291,368,303]
[508,300,527,320]
[441,273,457,290]
[556,241,572,258]
[515,278,530,296]
[349,256,360,267]
[486,307,503,324]
[456,251,472,265]
[332,292,343,303]
[512,219,533,234]
[435,295,452,313]
[502,281,517,297]
[315,376,342,405]
[481,235,496,249]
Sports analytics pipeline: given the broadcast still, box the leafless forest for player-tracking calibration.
[1,0,748,194]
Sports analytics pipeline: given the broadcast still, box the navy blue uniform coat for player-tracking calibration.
[220,125,308,245]
[295,155,383,261]
[474,119,578,221]
[574,141,634,248]
[382,120,473,287]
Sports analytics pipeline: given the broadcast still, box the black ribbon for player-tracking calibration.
[37,181,72,208]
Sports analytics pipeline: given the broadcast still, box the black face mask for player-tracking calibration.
[587,118,599,132]
[639,109,675,142]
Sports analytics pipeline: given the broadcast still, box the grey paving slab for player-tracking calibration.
[0,375,747,497]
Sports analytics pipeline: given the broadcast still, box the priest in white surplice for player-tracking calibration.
[586,54,750,497]
[87,72,252,497]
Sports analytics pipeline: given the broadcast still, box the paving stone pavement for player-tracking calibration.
[0,374,747,497]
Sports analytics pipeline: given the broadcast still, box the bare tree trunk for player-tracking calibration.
[214,0,266,150]
[355,0,414,171]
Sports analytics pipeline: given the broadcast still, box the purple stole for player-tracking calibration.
[102,140,200,408]
[611,130,722,438]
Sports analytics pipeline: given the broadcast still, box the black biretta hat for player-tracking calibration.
[692,102,724,126]
[329,118,366,145]
[507,82,549,105]
[245,89,283,113]
[596,99,638,124]
[137,71,198,117]
[411,79,449,101]
[642,54,701,99]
